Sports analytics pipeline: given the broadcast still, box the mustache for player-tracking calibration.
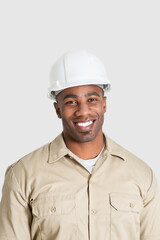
[71,115,98,122]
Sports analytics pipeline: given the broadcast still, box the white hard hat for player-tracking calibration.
[48,50,111,100]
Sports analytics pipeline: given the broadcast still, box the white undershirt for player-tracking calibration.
[70,146,105,173]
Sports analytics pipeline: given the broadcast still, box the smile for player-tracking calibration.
[74,120,94,127]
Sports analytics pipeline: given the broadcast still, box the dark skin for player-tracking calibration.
[54,85,107,160]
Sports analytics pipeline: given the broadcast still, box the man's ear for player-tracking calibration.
[54,102,62,119]
[103,96,107,113]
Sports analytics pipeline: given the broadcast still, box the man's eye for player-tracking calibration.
[65,100,77,105]
[88,98,97,102]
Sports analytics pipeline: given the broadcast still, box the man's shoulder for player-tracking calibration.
[7,144,46,178]
[106,135,152,173]
[106,135,158,197]
[10,136,59,174]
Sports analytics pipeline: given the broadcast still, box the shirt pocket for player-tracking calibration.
[109,192,143,240]
[31,194,77,240]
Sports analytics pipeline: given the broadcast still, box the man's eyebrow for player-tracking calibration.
[63,92,100,101]
[63,94,78,100]
[85,92,100,97]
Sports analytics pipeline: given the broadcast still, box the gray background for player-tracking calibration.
[0,0,160,196]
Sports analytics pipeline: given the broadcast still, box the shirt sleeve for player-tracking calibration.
[0,166,32,240]
[140,168,160,240]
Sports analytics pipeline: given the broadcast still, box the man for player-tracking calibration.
[0,50,160,240]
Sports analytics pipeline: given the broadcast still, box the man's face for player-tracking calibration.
[54,85,106,143]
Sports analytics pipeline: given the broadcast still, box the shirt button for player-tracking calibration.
[91,209,97,215]
[129,203,134,208]
[51,206,56,213]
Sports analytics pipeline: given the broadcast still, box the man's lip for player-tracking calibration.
[73,120,96,128]
[73,120,96,124]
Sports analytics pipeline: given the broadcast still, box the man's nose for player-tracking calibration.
[74,102,91,117]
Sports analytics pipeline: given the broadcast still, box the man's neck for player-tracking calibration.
[63,132,104,160]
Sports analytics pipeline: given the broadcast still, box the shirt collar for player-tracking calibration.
[48,133,69,163]
[105,136,126,161]
[48,133,126,163]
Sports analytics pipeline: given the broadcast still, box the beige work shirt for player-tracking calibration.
[0,134,160,240]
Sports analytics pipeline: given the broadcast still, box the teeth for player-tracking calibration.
[76,121,93,127]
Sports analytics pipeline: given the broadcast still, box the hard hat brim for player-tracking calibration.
[48,82,111,100]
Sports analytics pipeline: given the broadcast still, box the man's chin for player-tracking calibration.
[72,132,97,143]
